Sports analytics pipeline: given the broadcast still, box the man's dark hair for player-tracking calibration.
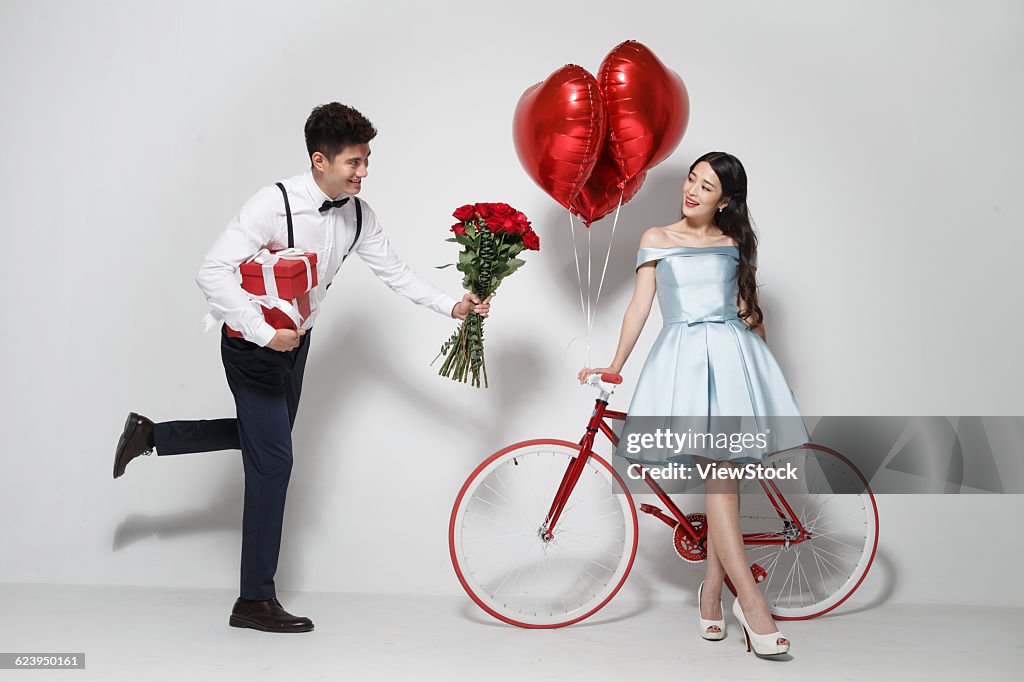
[304,102,377,160]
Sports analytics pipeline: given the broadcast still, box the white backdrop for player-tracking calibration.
[1,0,1022,606]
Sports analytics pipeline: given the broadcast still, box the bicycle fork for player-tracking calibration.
[538,399,611,542]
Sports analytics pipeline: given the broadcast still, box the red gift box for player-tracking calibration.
[226,249,319,339]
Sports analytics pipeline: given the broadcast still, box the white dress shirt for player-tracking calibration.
[197,170,459,347]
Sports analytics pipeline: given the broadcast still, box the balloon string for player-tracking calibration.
[568,210,589,365]
[586,223,592,363]
[589,189,625,345]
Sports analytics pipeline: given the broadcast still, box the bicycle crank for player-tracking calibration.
[638,504,709,563]
[672,514,709,563]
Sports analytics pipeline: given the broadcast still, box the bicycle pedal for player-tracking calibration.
[639,504,680,530]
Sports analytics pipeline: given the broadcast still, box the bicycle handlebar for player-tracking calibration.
[585,372,623,396]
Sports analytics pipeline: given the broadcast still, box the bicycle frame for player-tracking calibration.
[541,396,812,549]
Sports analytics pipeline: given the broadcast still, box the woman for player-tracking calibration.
[578,151,807,658]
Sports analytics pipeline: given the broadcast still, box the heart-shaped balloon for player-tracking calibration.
[513,64,606,210]
[570,147,646,227]
[598,41,689,183]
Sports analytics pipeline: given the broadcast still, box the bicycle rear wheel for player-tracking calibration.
[449,439,638,628]
[735,443,879,619]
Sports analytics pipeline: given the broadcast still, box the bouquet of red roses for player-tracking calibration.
[435,202,540,387]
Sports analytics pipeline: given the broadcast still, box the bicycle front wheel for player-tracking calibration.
[449,439,639,628]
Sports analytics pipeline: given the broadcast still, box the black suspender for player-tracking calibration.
[275,182,294,248]
[351,196,362,260]
[276,179,364,288]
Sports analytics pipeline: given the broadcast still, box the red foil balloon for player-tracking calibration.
[513,64,606,210]
[570,148,646,227]
[598,40,690,183]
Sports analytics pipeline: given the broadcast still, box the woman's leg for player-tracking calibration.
[700,517,726,633]
[704,461,788,644]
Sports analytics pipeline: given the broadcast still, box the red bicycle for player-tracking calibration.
[449,373,879,628]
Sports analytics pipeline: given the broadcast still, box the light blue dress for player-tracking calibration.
[620,246,808,465]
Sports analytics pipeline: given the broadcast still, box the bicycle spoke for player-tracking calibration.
[551,525,626,545]
[500,462,551,528]
[803,503,832,531]
[795,546,816,605]
[809,541,835,592]
[809,547,849,576]
[463,508,516,528]
[517,453,552,527]
[580,563,611,591]
[483,476,539,528]
[808,533,866,554]
[491,562,526,600]
[470,490,525,523]
[808,543,861,566]
[479,471,544,532]
[761,550,785,595]
[462,530,536,551]
[776,550,800,608]
[552,538,625,561]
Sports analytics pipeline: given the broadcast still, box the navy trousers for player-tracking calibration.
[152,325,311,600]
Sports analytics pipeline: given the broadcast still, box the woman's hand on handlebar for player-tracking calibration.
[578,366,616,384]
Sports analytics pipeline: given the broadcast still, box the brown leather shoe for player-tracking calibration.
[113,412,155,479]
[229,598,314,633]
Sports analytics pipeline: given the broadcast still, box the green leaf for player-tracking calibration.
[502,258,526,276]
[436,263,454,269]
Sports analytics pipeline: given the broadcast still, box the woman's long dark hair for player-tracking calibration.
[687,151,762,329]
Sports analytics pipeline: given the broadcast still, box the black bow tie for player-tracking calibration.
[319,197,350,213]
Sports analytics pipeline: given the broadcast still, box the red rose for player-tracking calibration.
[512,213,531,235]
[494,217,517,234]
[451,223,467,236]
[489,202,514,220]
[522,229,540,251]
[473,203,492,220]
[453,205,475,222]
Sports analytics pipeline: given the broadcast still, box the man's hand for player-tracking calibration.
[452,293,493,320]
[267,328,305,352]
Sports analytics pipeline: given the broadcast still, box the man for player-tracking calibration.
[112,102,488,633]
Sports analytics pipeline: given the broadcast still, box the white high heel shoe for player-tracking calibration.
[732,598,790,657]
[698,581,726,641]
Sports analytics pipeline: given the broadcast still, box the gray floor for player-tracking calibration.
[1,584,1020,681]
